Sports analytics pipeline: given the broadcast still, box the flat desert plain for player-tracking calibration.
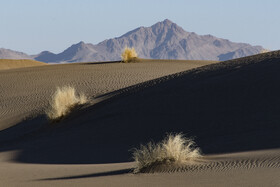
[0,54,280,186]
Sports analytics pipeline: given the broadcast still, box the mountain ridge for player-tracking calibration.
[0,19,265,63]
[0,48,31,60]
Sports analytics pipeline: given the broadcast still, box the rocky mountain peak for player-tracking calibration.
[1,19,265,63]
[151,19,186,35]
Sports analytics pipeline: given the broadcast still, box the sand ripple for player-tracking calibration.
[140,150,280,173]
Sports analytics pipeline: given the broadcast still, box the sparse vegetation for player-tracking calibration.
[121,47,138,63]
[46,86,88,122]
[132,133,201,173]
[260,49,270,54]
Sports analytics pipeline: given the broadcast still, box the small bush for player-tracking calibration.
[121,47,138,63]
[46,86,88,122]
[132,133,201,173]
[260,49,270,54]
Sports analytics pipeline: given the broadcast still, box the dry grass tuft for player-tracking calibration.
[121,47,138,63]
[260,49,270,54]
[46,86,88,122]
[132,133,201,173]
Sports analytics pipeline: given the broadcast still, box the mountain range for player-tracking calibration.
[0,19,265,63]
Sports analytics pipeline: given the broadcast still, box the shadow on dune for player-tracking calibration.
[1,51,280,164]
[38,168,131,181]
[0,115,48,144]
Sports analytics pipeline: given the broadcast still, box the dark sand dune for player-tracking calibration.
[0,59,216,160]
[1,53,280,186]
[1,51,280,166]
[0,59,215,130]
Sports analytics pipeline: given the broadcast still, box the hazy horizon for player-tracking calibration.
[1,0,279,54]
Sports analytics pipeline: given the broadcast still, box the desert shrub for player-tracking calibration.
[260,49,270,54]
[46,86,88,122]
[132,133,201,173]
[121,47,138,63]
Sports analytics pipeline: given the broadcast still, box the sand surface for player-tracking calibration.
[0,59,46,70]
[0,149,279,186]
[0,59,215,130]
[1,54,280,186]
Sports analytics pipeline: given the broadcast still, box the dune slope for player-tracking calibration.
[0,59,215,130]
[0,59,46,70]
[1,52,280,186]
[1,50,278,163]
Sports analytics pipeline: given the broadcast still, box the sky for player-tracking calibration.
[1,0,279,54]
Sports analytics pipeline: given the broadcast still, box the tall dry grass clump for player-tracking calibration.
[260,49,270,54]
[46,86,88,122]
[121,47,138,63]
[132,133,201,173]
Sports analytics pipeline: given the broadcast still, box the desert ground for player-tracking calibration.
[0,59,46,70]
[0,54,280,186]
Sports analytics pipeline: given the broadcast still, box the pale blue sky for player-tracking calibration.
[1,0,279,54]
